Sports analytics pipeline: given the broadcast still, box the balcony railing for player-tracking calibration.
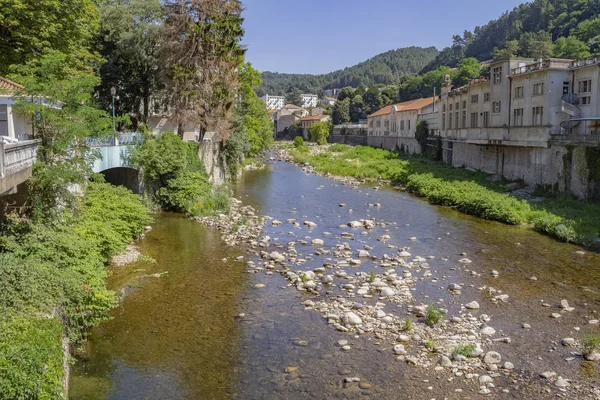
[87,133,144,147]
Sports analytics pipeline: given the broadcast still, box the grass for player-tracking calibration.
[403,317,413,331]
[453,344,475,358]
[424,305,446,327]
[288,144,600,246]
[581,334,600,356]
[424,339,436,350]
[369,271,376,283]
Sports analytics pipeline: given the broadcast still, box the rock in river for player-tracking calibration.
[343,312,363,326]
[483,351,502,365]
[465,301,480,310]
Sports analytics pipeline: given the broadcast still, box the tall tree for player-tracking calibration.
[0,0,100,75]
[553,36,591,58]
[454,58,482,86]
[161,0,245,139]
[349,95,367,123]
[95,0,163,125]
[518,31,553,59]
[363,86,383,115]
[332,98,350,125]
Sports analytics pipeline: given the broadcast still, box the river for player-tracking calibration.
[70,160,600,399]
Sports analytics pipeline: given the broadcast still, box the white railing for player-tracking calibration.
[0,139,41,179]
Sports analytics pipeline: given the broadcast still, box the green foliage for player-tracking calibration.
[10,51,112,220]
[332,98,350,125]
[369,271,376,283]
[453,58,482,86]
[424,305,446,326]
[293,136,305,148]
[288,145,600,245]
[258,47,440,96]
[493,40,520,61]
[95,0,163,123]
[424,339,435,350]
[329,143,347,152]
[519,31,553,59]
[349,94,367,122]
[553,36,591,59]
[0,0,101,75]
[403,317,413,331]
[156,171,229,216]
[453,344,475,358]
[309,121,330,145]
[0,316,65,399]
[415,120,429,154]
[582,334,600,356]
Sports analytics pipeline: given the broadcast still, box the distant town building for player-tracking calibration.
[299,114,331,139]
[321,97,337,107]
[275,104,308,134]
[261,94,285,110]
[301,94,318,109]
[324,89,341,97]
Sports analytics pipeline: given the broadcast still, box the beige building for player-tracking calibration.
[299,114,331,140]
[437,57,600,199]
[367,97,438,153]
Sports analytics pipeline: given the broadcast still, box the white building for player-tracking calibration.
[261,94,285,110]
[0,77,34,142]
[301,94,318,109]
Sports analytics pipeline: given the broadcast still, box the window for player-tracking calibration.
[408,119,411,130]
[461,110,467,128]
[449,103,453,111]
[462,101,467,109]
[493,67,502,84]
[376,120,381,128]
[454,112,459,129]
[0,105,7,136]
[532,106,543,126]
[455,102,459,111]
[563,81,570,95]
[391,120,397,132]
[369,120,373,128]
[581,96,592,105]
[442,104,446,112]
[513,108,524,126]
[400,120,405,130]
[471,94,479,103]
[578,79,592,93]
[483,92,490,102]
[470,112,478,128]
[448,112,453,129]
[483,112,490,128]
[384,120,389,128]
[493,101,501,113]
[514,86,524,99]
[442,111,446,130]
[533,82,544,96]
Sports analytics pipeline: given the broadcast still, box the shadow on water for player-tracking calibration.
[70,214,248,400]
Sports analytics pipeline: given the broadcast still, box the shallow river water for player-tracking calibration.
[70,161,600,399]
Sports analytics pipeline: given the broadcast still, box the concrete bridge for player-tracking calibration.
[0,139,40,195]
[89,133,144,193]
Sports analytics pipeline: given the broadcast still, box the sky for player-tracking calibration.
[242,0,526,74]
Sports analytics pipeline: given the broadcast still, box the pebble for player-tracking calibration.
[343,312,363,326]
[479,375,493,384]
[483,351,502,365]
[337,340,348,346]
[555,376,570,388]
[503,362,515,370]
[465,301,480,310]
[255,284,265,288]
[562,338,575,346]
[540,371,557,379]
[550,313,562,319]
[480,326,496,335]
[342,345,352,351]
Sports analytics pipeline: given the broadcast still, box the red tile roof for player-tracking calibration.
[0,77,23,94]
[368,96,438,118]
[300,114,329,122]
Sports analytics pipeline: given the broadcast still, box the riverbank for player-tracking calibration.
[279,143,600,248]
[0,181,151,399]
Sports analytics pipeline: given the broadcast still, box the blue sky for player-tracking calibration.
[242,0,526,74]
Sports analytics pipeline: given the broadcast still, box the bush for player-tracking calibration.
[309,121,330,145]
[293,136,304,148]
[329,143,347,152]
[0,316,65,400]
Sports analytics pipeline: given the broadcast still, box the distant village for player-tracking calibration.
[261,57,600,201]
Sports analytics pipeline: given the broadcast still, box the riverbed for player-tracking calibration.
[70,160,600,399]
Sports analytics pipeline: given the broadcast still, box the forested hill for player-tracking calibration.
[423,0,600,72]
[258,46,439,96]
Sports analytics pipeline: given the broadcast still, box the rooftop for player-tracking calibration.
[300,114,330,122]
[283,103,302,109]
[0,77,24,95]
[368,97,438,118]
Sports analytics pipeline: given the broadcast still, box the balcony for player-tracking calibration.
[511,58,572,76]
[0,139,41,194]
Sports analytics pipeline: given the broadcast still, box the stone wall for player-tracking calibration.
[330,134,368,146]
[449,142,597,200]
[367,136,422,154]
[198,141,228,186]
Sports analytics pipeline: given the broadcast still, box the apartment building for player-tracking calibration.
[261,94,285,110]
[367,97,437,153]
[438,57,600,199]
[301,94,318,109]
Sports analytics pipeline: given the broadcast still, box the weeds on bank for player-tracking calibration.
[453,344,475,358]
[424,305,446,326]
[403,317,414,331]
[289,144,600,245]
[582,334,600,356]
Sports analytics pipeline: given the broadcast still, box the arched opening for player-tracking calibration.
[99,167,142,194]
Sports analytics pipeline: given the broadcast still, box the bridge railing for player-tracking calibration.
[87,132,144,147]
[0,139,41,181]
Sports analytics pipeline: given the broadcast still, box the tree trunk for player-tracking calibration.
[177,122,184,139]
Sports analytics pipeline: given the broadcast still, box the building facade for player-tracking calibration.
[261,94,285,110]
[0,77,34,142]
[367,97,438,153]
[301,94,318,109]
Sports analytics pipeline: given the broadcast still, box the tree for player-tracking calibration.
[309,121,330,145]
[9,51,111,219]
[454,58,482,86]
[337,86,355,101]
[286,89,302,106]
[518,31,553,59]
[332,98,350,125]
[553,36,591,59]
[363,86,383,115]
[349,95,367,122]
[493,40,520,61]
[573,15,600,53]
[161,0,245,139]
[233,63,274,157]
[95,0,163,125]
[0,0,101,75]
